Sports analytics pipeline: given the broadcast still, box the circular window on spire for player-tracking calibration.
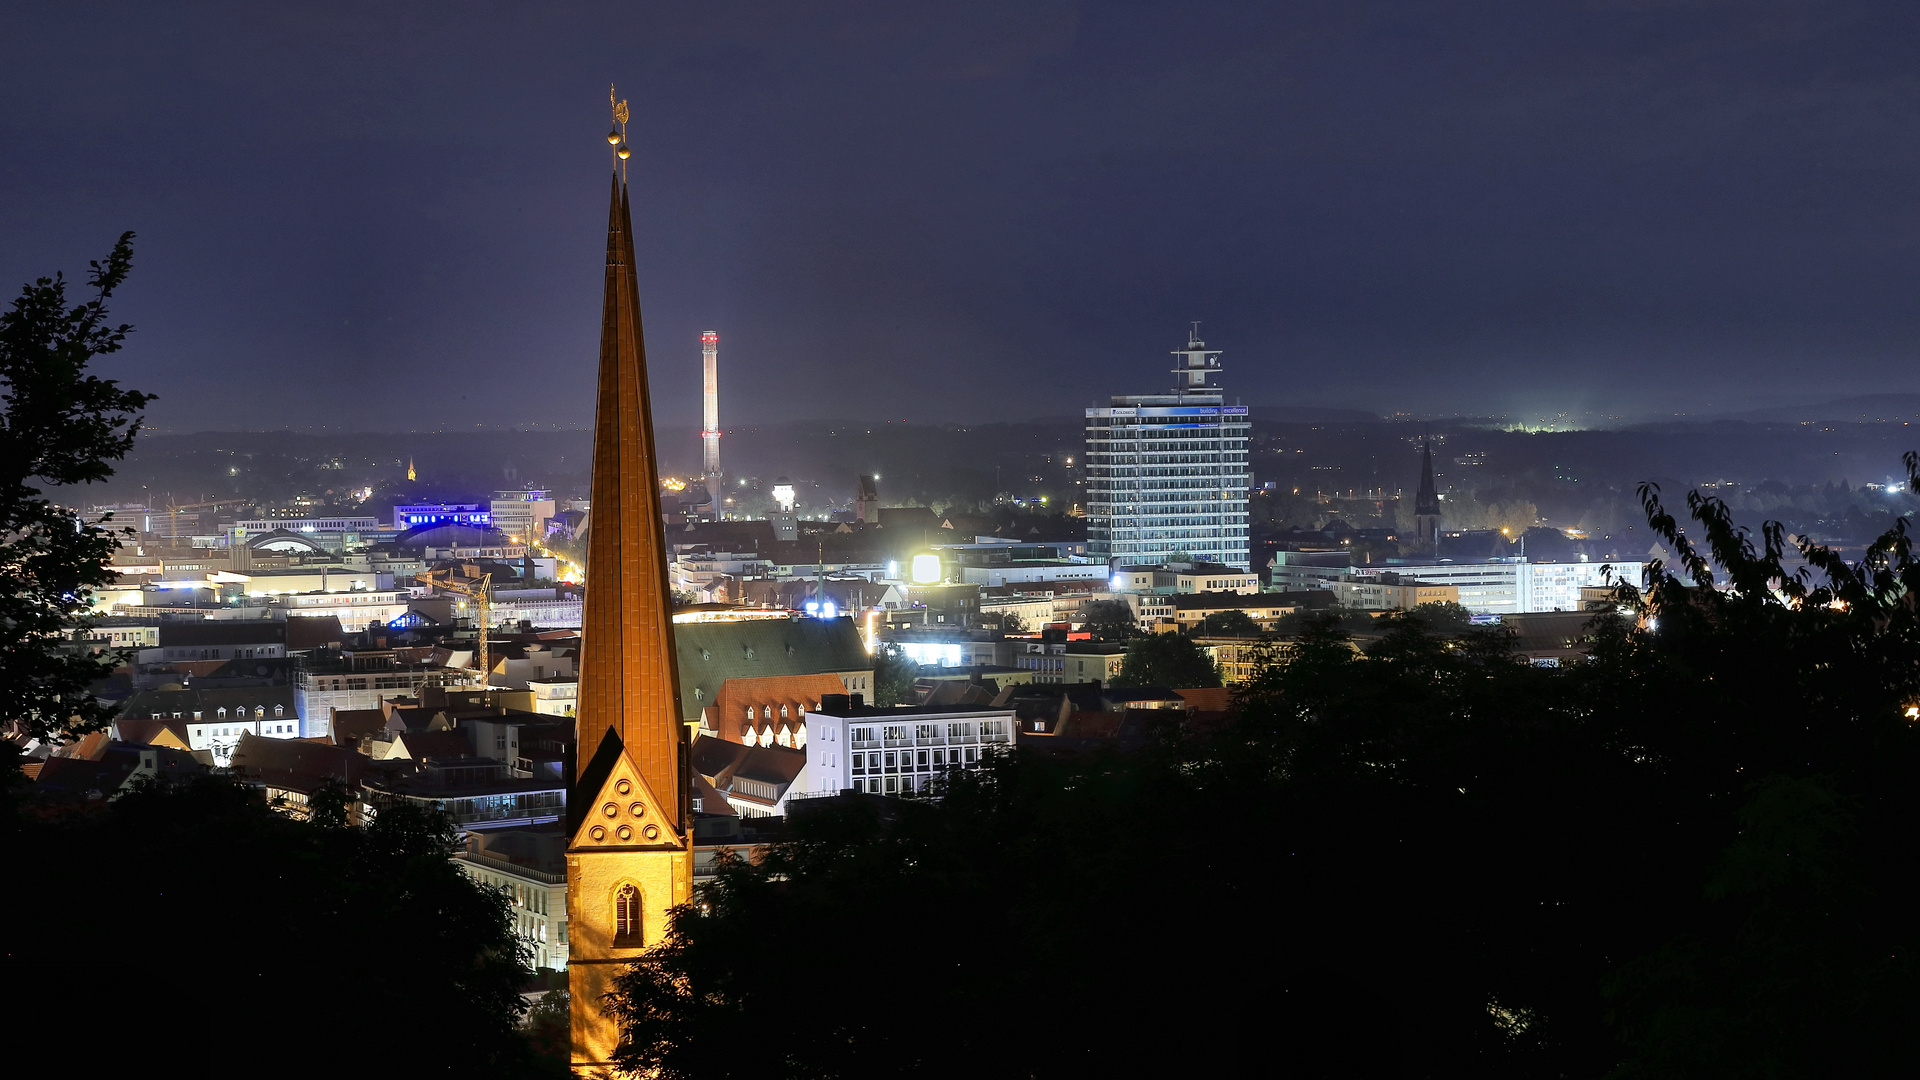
[615,779,632,796]
[616,824,633,842]
[602,803,619,818]
[629,802,646,818]
[589,825,607,842]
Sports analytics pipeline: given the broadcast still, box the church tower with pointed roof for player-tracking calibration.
[567,101,692,1071]
[1414,437,1442,555]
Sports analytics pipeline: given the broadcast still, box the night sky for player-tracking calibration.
[6,1,1920,433]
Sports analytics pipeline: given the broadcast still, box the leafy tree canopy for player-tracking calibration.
[13,777,546,1075]
[1080,598,1138,641]
[1191,608,1262,637]
[1111,631,1220,688]
[1405,599,1475,635]
[872,641,918,706]
[0,233,154,745]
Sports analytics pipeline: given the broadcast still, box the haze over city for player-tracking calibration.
[7,1,1920,433]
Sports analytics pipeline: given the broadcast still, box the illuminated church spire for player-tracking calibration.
[574,147,684,798]
[568,87,692,1073]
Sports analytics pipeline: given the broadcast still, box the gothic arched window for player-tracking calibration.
[746,706,755,721]
[613,884,643,947]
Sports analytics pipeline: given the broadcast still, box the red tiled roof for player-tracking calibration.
[1174,687,1233,713]
[706,673,848,744]
[114,717,192,748]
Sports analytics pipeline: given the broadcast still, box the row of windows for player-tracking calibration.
[851,747,980,773]
[199,723,295,737]
[852,774,937,795]
[153,704,283,720]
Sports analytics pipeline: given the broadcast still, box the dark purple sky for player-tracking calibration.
[5,1,1920,432]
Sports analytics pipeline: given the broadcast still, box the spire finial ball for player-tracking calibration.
[607,129,621,145]
[616,143,631,160]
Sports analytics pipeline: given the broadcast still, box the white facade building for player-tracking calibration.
[1085,332,1251,569]
[803,703,1017,797]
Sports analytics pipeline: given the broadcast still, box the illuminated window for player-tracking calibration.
[613,884,643,947]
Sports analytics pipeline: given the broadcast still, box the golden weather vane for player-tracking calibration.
[607,84,631,176]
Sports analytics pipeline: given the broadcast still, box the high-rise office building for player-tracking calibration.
[1085,329,1251,569]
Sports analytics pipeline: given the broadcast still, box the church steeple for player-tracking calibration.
[1414,436,1441,553]
[569,91,694,1073]
[574,168,685,810]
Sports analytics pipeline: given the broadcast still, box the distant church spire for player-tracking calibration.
[1414,435,1441,553]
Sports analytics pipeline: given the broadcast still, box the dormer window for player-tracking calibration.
[217,708,228,719]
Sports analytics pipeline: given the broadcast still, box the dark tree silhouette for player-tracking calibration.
[13,776,544,1076]
[1080,598,1138,641]
[601,454,1920,1079]
[1112,630,1221,687]
[0,233,154,747]
[1191,608,1261,636]
[872,641,918,706]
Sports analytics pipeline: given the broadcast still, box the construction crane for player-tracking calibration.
[163,497,247,540]
[420,563,494,687]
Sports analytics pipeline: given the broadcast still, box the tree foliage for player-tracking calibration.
[872,641,918,706]
[0,233,154,745]
[603,453,1920,1078]
[12,775,541,1074]
[1079,598,1138,641]
[1406,599,1475,634]
[1112,631,1222,688]
[1191,608,1262,637]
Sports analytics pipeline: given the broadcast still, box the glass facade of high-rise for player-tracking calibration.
[1085,335,1251,569]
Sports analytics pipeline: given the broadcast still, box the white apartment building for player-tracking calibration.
[455,831,568,972]
[279,590,410,632]
[1373,559,1642,615]
[1085,332,1251,570]
[1268,552,1643,616]
[803,703,1017,797]
[293,660,473,739]
[120,687,302,767]
[529,678,578,718]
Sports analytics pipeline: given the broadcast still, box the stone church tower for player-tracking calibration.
[1414,437,1442,554]
[567,134,693,1069]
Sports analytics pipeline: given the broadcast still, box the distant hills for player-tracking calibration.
[1247,405,1383,424]
[1710,394,1920,425]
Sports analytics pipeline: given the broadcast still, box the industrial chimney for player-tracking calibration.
[700,330,721,515]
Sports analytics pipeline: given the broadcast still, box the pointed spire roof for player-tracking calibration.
[1415,437,1440,516]
[576,170,686,832]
